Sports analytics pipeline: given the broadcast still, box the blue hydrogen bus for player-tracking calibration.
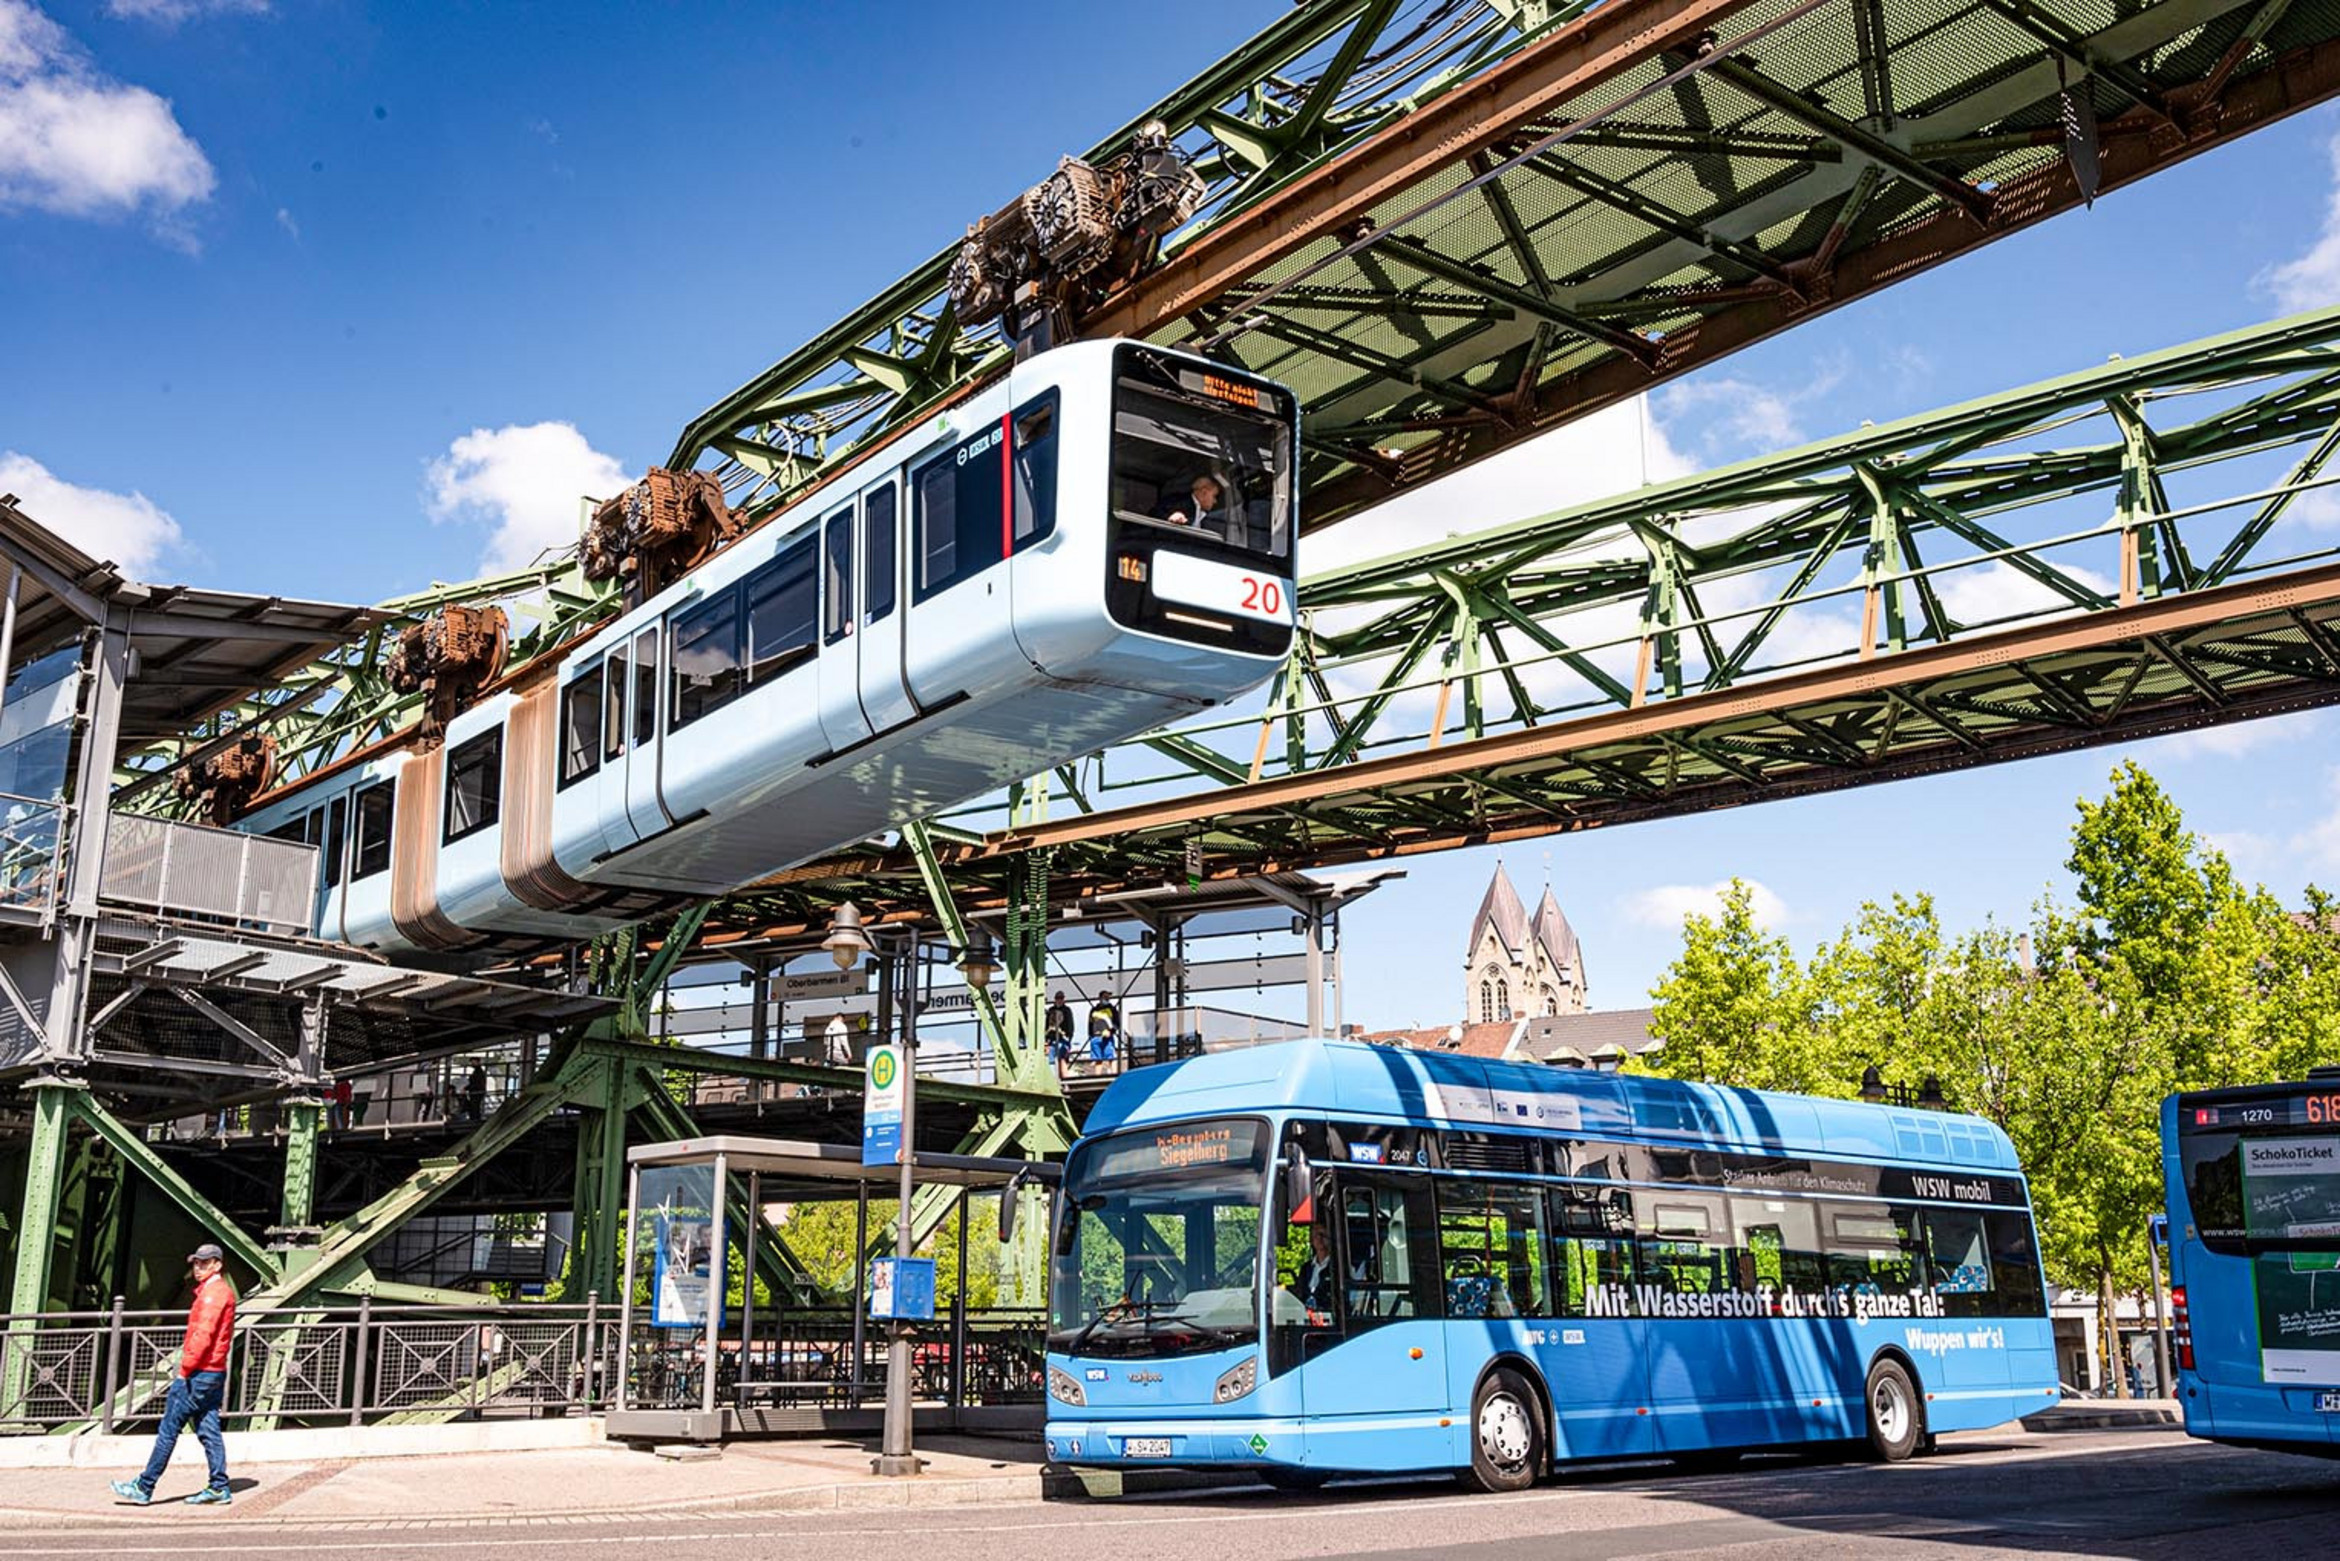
[2162,1078,2340,1456]
[1044,1039,2058,1489]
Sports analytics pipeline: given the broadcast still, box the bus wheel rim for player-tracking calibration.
[1480,1391,1532,1467]
[1873,1377,1908,1442]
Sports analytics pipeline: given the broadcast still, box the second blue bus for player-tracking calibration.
[1045,1038,2058,1488]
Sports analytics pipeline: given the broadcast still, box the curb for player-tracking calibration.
[2020,1400,2182,1433]
[0,1461,1262,1530]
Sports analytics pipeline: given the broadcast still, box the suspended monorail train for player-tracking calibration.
[238,340,1299,958]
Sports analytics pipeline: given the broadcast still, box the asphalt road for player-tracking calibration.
[10,1429,2337,1560]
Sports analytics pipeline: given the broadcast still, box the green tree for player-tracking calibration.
[1645,879,1824,1092]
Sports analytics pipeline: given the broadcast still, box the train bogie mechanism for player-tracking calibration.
[948,121,1204,354]
[387,602,509,741]
[581,466,745,603]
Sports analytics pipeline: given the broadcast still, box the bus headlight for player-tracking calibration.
[1048,1366,1087,1405]
[1213,1358,1257,1403]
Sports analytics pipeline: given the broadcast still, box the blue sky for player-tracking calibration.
[4,0,2338,1036]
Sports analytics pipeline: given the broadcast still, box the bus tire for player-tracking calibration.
[1460,1366,1543,1493]
[1864,1357,1922,1462]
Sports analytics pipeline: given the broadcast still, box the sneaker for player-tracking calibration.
[184,1486,232,1506]
[108,1479,151,1505]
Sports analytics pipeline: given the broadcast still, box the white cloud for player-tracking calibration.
[0,450,183,574]
[425,422,627,572]
[103,0,268,20]
[2296,767,2340,875]
[2149,710,2327,762]
[1653,359,1846,467]
[1621,878,1788,932]
[2261,127,2340,313]
[273,205,296,239]
[0,1,213,225]
[1936,559,2118,628]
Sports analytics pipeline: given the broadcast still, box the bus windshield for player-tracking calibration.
[1109,347,1293,565]
[1048,1118,1269,1359]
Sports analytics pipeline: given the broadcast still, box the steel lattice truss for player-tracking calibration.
[674,0,2340,533]
[682,304,2340,941]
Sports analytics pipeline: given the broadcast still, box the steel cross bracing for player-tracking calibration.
[678,303,2340,935]
[674,0,2340,536]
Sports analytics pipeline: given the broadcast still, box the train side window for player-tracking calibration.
[823,506,854,645]
[911,419,1006,603]
[322,793,348,889]
[631,629,658,748]
[444,729,502,844]
[604,642,628,761]
[671,586,745,730]
[863,484,897,625]
[560,665,603,787]
[1012,392,1058,551]
[264,814,306,845]
[352,783,393,879]
[746,536,817,684]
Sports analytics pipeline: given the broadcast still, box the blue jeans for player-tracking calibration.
[138,1370,227,1494]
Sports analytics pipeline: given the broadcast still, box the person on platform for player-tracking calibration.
[111,1244,236,1506]
[1045,992,1076,1074]
[462,1064,488,1123]
[1086,995,1120,1068]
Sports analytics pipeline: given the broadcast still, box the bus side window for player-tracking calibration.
[1635,1192,1730,1295]
[1550,1186,1634,1317]
[1436,1180,1547,1318]
[1730,1195,1825,1293]
[1986,1212,2048,1315]
[1822,1204,1922,1292]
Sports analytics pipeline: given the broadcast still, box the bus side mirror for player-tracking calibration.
[998,1168,1030,1243]
[1283,1149,1312,1223]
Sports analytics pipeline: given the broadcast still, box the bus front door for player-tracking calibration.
[1295,1175,1448,1468]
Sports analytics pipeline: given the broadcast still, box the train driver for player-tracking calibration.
[1157,470,1232,531]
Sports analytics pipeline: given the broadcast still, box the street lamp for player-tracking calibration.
[1858,1063,1949,1110]
[956,928,996,992]
[822,902,871,971]
[1859,1064,1887,1104]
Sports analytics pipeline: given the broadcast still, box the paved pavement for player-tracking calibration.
[4,1425,2335,1559]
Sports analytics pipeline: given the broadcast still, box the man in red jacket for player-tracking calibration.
[111,1243,235,1506]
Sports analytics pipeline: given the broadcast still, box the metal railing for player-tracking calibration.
[0,1298,613,1433]
[621,1306,1045,1414]
[100,813,318,936]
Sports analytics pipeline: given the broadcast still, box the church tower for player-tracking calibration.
[1464,861,1588,1022]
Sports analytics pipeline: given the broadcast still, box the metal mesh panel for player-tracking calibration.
[100,816,317,934]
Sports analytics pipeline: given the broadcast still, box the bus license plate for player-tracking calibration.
[2318,1391,2340,1413]
[1123,1437,1171,1458]
[1150,552,1292,625]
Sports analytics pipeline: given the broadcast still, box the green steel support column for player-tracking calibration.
[1855,463,1912,657]
[2112,394,2168,604]
[279,1100,321,1233]
[572,1057,632,1305]
[1003,775,1054,1094]
[3,1081,79,1417]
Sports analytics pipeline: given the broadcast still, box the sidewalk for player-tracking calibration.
[0,1433,1078,1528]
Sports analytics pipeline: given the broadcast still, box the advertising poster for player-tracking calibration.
[863,1042,905,1167]
[2242,1137,2340,1381]
[652,1212,721,1331]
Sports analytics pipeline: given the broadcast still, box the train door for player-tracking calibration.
[815,503,875,754]
[855,481,917,733]
[593,636,640,858]
[621,625,671,844]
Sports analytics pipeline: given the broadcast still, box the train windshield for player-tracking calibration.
[1049,1118,1268,1359]
[1110,347,1294,565]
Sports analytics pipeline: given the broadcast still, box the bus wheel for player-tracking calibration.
[1460,1367,1543,1493]
[1864,1358,1922,1462]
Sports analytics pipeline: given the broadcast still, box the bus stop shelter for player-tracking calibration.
[606,1135,1058,1443]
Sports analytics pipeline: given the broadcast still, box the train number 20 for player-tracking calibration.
[1240,576,1284,616]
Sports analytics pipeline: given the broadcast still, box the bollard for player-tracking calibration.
[348,1297,371,1427]
[100,1297,126,1436]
